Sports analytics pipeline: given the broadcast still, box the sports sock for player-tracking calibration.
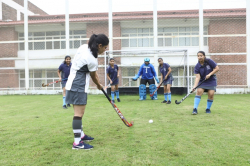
[63,96,66,106]
[111,91,115,100]
[115,90,119,99]
[168,93,171,101]
[72,116,82,144]
[194,95,201,109]
[164,93,168,101]
[81,125,85,139]
[207,99,213,109]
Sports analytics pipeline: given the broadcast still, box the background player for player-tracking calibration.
[58,55,72,109]
[106,58,120,103]
[133,58,159,100]
[158,58,174,104]
[192,51,219,115]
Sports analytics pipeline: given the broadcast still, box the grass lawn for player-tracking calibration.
[1,94,250,165]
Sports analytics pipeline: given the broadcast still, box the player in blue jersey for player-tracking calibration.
[58,55,72,109]
[158,58,174,104]
[192,51,219,115]
[133,58,160,100]
[107,58,120,103]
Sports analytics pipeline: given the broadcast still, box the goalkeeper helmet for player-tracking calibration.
[144,58,150,62]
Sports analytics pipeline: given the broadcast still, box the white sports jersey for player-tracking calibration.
[65,44,98,93]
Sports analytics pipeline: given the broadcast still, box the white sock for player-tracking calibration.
[81,125,85,138]
[73,129,81,144]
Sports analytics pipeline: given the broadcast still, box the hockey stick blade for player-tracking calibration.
[175,79,206,105]
[110,100,133,127]
[150,79,165,97]
[102,89,133,127]
[42,83,47,87]
[175,100,181,104]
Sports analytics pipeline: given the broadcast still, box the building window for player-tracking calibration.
[18,30,87,50]
[121,26,208,47]
[121,28,154,47]
[19,69,62,90]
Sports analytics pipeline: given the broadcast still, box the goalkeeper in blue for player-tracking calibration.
[133,58,160,100]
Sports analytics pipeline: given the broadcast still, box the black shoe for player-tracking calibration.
[112,100,115,103]
[166,101,171,104]
[81,134,94,142]
[67,104,71,107]
[161,100,167,103]
[206,109,211,114]
[63,105,68,109]
[192,108,198,115]
[72,141,93,150]
[117,98,121,102]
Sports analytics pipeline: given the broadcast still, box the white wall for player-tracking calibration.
[16,49,77,69]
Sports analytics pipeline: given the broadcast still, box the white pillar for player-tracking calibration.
[153,0,158,76]
[24,0,29,92]
[65,0,70,55]
[199,0,204,51]
[104,52,107,91]
[17,10,21,21]
[0,0,2,21]
[108,0,113,56]
[186,50,190,93]
[247,0,250,87]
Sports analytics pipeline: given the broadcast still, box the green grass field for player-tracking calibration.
[1,94,250,165]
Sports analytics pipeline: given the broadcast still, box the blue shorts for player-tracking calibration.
[199,85,216,92]
[163,79,172,86]
[163,76,174,86]
[61,81,67,88]
[61,83,66,88]
[111,78,119,86]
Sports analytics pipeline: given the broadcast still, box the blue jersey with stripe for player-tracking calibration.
[137,63,157,80]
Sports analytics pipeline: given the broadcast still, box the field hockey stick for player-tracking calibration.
[150,79,166,97]
[175,79,206,105]
[42,78,67,87]
[103,78,117,90]
[101,88,133,127]
[122,80,133,87]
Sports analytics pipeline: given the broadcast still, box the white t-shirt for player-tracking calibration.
[65,44,98,93]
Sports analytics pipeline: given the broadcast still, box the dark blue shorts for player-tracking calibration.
[61,81,67,88]
[199,85,216,92]
[111,78,119,86]
[163,76,174,86]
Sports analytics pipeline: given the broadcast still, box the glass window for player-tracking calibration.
[34,38,45,50]
[46,31,60,36]
[122,34,129,47]
[122,28,137,33]
[192,27,199,31]
[19,43,24,50]
[54,37,60,49]
[130,34,137,47]
[179,27,186,32]
[34,70,42,78]
[164,27,178,32]
[73,30,86,34]
[34,32,45,36]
